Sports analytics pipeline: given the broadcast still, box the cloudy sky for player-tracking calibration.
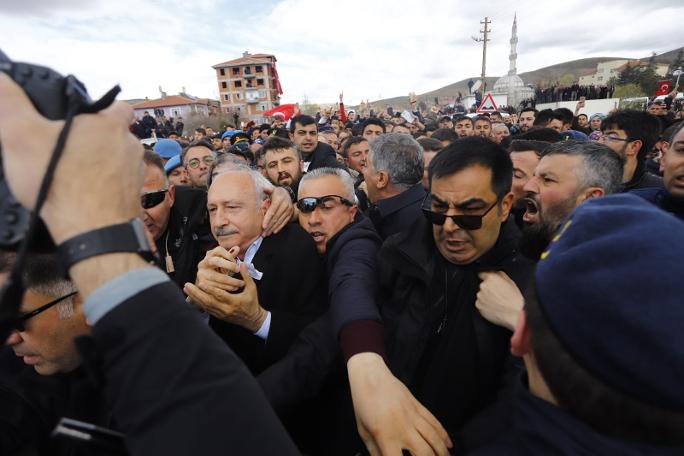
[1,0,682,105]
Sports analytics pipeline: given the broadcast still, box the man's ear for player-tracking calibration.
[168,184,176,207]
[576,186,605,206]
[626,139,643,158]
[260,198,272,216]
[376,171,390,190]
[499,192,514,220]
[511,310,532,357]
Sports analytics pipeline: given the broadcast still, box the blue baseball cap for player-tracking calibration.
[163,154,182,174]
[153,139,182,159]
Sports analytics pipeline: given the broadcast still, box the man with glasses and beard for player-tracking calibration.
[181,139,216,188]
[377,137,534,452]
[519,141,623,261]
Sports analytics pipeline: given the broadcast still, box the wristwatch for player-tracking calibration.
[57,219,157,271]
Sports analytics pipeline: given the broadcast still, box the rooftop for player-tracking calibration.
[132,95,216,109]
[213,52,276,68]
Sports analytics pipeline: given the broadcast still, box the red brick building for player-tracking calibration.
[212,52,283,121]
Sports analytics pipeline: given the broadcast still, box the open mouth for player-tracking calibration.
[310,231,325,243]
[523,197,540,223]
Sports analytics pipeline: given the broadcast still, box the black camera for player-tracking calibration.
[0,49,115,250]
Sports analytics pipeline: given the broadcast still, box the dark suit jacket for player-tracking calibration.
[304,142,345,171]
[2,279,299,455]
[210,223,327,374]
[367,183,426,239]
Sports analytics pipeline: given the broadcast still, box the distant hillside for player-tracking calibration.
[369,46,683,110]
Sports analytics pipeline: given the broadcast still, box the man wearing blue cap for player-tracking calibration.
[164,154,189,186]
[472,194,684,454]
[153,138,182,163]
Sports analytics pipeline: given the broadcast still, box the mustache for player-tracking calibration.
[215,226,239,236]
[278,172,292,180]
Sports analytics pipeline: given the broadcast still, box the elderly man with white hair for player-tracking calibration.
[184,165,327,374]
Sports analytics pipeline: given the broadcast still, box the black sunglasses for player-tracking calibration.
[13,291,78,332]
[422,195,498,230]
[141,189,168,209]
[296,195,354,213]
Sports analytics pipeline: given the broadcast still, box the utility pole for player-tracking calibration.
[472,17,492,93]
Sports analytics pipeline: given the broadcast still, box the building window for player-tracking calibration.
[220,68,225,76]
[598,76,603,81]
[256,65,263,72]
[221,81,227,89]
[224,95,229,101]
[259,104,267,111]
[236,93,241,99]
[226,108,231,113]
[246,80,254,88]
[258,90,267,98]
[257,78,264,86]
[235,81,242,88]
[244,66,252,75]
[232,67,239,75]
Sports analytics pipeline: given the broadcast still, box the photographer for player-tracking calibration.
[0,74,299,455]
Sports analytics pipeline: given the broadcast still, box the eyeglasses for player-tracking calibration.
[422,195,498,230]
[296,195,354,213]
[598,134,630,143]
[187,155,215,169]
[141,189,168,209]
[13,291,78,332]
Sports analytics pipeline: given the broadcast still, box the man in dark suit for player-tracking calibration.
[185,166,326,374]
[289,114,343,171]
[361,133,427,239]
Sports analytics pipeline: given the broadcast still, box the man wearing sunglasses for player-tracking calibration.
[260,168,453,455]
[181,139,216,188]
[378,137,534,451]
[142,151,215,289]
[5,254,88,376]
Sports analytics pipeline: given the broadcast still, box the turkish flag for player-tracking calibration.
[273,63,284,95]
[656,81,671,96]
[262,104,296,120]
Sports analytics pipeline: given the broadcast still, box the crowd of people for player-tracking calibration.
[2,69,684,456]
[534,83,616,103]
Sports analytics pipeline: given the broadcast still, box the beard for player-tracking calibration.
[519,219,557,261]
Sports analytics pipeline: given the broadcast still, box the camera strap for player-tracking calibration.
[0,85,120,340]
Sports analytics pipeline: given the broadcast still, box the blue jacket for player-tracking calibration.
[631,187,684,221]
[471,375,684,455]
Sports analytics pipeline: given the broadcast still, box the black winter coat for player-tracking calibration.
[379,215,534,436]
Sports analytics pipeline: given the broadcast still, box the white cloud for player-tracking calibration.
[1,0,682,105]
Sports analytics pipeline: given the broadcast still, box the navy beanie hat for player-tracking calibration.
[535,194,684,410]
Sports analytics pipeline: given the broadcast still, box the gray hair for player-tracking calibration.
[542,141,624,195]
[299,167,356,202]
[211,164,275,208]
[369,133,424,188]
[23,254,77,320]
